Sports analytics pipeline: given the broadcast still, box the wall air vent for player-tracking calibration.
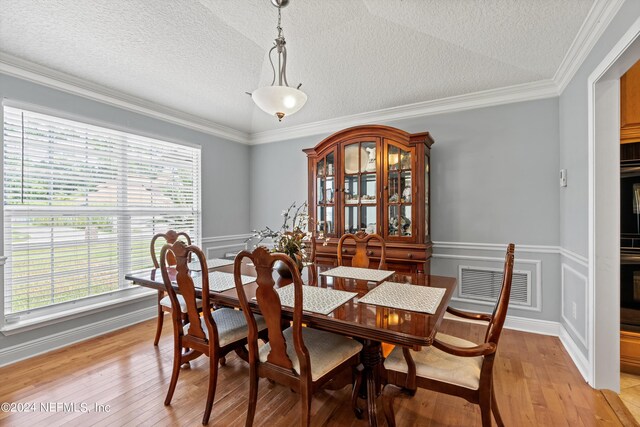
[458,266,531,307]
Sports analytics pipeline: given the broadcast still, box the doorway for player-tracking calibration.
[589,17,640,391]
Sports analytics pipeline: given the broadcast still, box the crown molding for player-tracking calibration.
[0,0,624,147]
[249,80,559,144]
[553,0,626,92]
[0,53,250,144]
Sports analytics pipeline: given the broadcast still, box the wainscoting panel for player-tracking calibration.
[201,233,253,259]
[561,263,588,348]
[432,248,544,313]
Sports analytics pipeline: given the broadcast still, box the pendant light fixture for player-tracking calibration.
[249,0,307,122]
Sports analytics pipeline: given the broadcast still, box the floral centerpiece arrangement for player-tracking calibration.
[247,201,313,276]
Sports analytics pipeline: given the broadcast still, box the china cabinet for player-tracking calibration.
[303,125,434,273]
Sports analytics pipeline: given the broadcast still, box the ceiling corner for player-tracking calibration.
[553,0,627,93]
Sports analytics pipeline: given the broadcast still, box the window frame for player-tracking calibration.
[0,100,202,333]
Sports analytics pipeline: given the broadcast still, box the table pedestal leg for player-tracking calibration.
[360,340,382,427]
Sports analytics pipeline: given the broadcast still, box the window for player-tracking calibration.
[2,105,201,322]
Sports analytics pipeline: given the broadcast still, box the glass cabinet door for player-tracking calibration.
[425,153,430,240]
[315,151,336,236]
[386,142,414,239]
[343,140,378,234]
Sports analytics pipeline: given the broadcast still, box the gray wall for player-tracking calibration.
[0,73,250,357]
[250,98,561,321]
[559,0,640,258]
[558,0,640,367]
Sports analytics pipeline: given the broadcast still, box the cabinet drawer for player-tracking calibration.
[317,242,427,262]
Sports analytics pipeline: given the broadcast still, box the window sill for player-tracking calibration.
[1,288,157,336]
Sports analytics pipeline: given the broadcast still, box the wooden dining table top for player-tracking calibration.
[125,261,457,348]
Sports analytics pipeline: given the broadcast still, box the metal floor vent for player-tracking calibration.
[459,266,530,306]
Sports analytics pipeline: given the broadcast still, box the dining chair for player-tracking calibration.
[337,231,387,269]
[150,230,201,346]
[159,240,267,425]
[233,246,363,427]
[381,243,515,427]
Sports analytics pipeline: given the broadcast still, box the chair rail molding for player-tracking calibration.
[435,252,542,312]
[201,234,253,259]
[433,241,589,268]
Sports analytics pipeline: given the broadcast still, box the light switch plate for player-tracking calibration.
[560,169,567,187]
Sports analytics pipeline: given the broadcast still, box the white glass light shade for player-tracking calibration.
[252,85,308,121]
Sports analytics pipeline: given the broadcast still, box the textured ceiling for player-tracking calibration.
[0,0,595,134]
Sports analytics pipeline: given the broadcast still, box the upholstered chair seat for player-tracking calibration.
[382,243,515,427]
[384,333,483,390]
[160,294,203,312]
[259,327,363,381]
[183,309,267,348]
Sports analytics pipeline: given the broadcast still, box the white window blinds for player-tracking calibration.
[3,105,201,316]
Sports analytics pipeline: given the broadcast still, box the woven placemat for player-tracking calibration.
[274,285,357,315]
[358,281,446,314]
[188,271,255,293]
[319,266,394,282]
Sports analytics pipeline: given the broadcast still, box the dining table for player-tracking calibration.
[125,260,457,427]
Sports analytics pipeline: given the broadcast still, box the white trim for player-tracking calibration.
[0,306,156,367]
[554,0,626,92]
[559,324,591,383]
[446,311,590,382]
[437,253,542,312]
[205,243,246,259]
[433,241,589,268]
[433,241,558,254]
[2,99,203,150]
[587,15,640,389]
[201,233,253,244]
[0,53,250,144]
[503,316,560,336]
[0,0,623,147]
[1,289,156,335]
[561,263,588,347]
[249,80,559,144]
[559,247,589,268]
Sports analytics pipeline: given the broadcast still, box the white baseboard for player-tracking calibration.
[559,324,591,383]
[447,312,590,383]
[504,315,561,336]
[0,306,156,367]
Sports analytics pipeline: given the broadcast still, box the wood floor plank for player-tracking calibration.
[0,318,630,426]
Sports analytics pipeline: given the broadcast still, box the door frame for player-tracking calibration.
[588,16,640,390]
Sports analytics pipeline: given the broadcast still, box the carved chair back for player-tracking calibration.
[337,231,387,269]
[151,230,191,268]
[484,243,515,347]
[234,247,310,380]
[159,241,216,344]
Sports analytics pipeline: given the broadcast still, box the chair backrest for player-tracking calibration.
[234,247,310,378]
[484,243,515,346]
[337,231,386,269]
[151,230,192,268]
[159,240,217,343]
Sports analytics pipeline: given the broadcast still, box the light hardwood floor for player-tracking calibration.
[0,317,631,426]
[620,372,640,423]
